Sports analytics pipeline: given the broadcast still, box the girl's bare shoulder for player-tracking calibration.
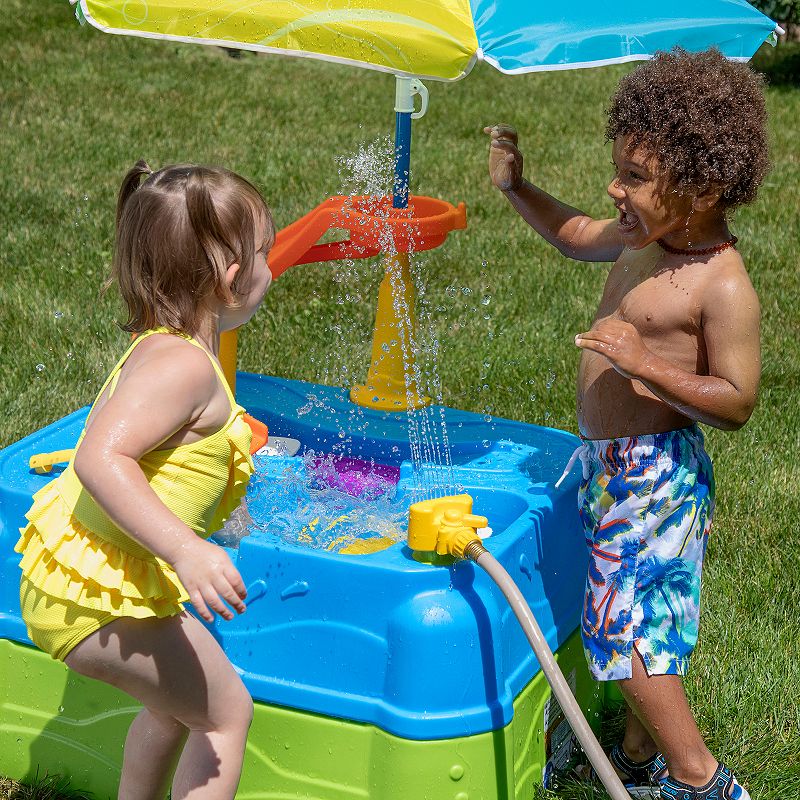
[118,333,219,400]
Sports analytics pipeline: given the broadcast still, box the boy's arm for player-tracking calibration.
[575,270,761,430]
[503,181,624,262]
[486,124,624,263]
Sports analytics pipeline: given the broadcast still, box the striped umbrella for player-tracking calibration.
[70,0,779,207]
[72,0,779,82]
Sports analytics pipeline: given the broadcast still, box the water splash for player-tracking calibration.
[225,137,482,553]
[331,137,458,499]
[215,450,407,552]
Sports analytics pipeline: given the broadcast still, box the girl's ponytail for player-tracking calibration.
[116,159,153,229]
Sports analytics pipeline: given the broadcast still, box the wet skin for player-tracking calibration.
[485,125,761,440]
[485,123,761,788]
[576,243,753,438]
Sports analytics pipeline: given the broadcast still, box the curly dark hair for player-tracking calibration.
[606,48,769,209]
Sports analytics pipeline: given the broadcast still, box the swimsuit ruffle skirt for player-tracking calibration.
[14,329,253,660]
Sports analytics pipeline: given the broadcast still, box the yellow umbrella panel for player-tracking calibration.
[74,0,480,80]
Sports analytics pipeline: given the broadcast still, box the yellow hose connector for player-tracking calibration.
[407,494,488,558]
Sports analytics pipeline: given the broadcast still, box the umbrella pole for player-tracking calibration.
[392,76,428,209]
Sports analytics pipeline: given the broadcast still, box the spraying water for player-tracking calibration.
[217,138,465,550]
[215,450,407,552]
[335,138,457,497]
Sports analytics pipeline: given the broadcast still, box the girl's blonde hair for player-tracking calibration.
[111,161,273,335]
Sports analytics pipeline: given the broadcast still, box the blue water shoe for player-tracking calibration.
[609,744,668,798]
[660,763,750,800]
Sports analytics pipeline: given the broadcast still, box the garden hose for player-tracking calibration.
[463,540,631,800]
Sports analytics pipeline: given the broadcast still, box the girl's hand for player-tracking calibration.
[170,538,248,623]
[575,319,652,379]
[484,124,524,192]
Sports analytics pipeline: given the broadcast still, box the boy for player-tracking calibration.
[485,49,768,800]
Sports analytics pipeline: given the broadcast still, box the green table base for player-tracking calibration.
[0,633,604,799]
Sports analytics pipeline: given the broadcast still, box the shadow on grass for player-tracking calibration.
[753,41,800,86]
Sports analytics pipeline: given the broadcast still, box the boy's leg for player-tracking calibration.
[65,611,253,800]
[621,704,658,763]
[619,647,717,787]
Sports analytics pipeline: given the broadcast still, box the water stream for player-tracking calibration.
[218,138,470,551]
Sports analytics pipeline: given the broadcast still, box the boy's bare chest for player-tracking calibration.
[595,257,704,338]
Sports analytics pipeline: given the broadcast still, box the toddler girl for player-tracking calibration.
[16,160,274,799]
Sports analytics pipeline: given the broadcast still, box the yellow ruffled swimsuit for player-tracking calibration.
[15,330,253,661]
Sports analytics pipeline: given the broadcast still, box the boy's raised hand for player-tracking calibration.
[484,124,524,192]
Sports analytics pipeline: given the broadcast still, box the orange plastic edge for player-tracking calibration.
[243,413,268,454]
[268,195,466,278]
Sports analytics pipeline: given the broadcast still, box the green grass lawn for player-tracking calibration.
[1,2,799,798]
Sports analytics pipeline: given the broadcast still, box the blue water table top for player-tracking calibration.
[0,373,587,741]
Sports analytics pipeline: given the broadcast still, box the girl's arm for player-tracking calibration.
[73,341,247,622]
[486,124,624,263]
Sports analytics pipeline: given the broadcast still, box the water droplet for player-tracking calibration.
[54,311,64,319]
[35,363,44,372]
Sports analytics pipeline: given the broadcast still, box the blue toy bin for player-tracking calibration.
[0,374,589,745]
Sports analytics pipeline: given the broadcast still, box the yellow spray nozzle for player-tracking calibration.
[28,449,75,475]
[437,508,488,558]
[407,494,488,558]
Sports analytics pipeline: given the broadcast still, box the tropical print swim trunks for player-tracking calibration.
[576,426,714,681]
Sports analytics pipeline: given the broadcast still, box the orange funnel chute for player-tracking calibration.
[265,193,467,411]
[217,193,468,413]
[268,195,466,279]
